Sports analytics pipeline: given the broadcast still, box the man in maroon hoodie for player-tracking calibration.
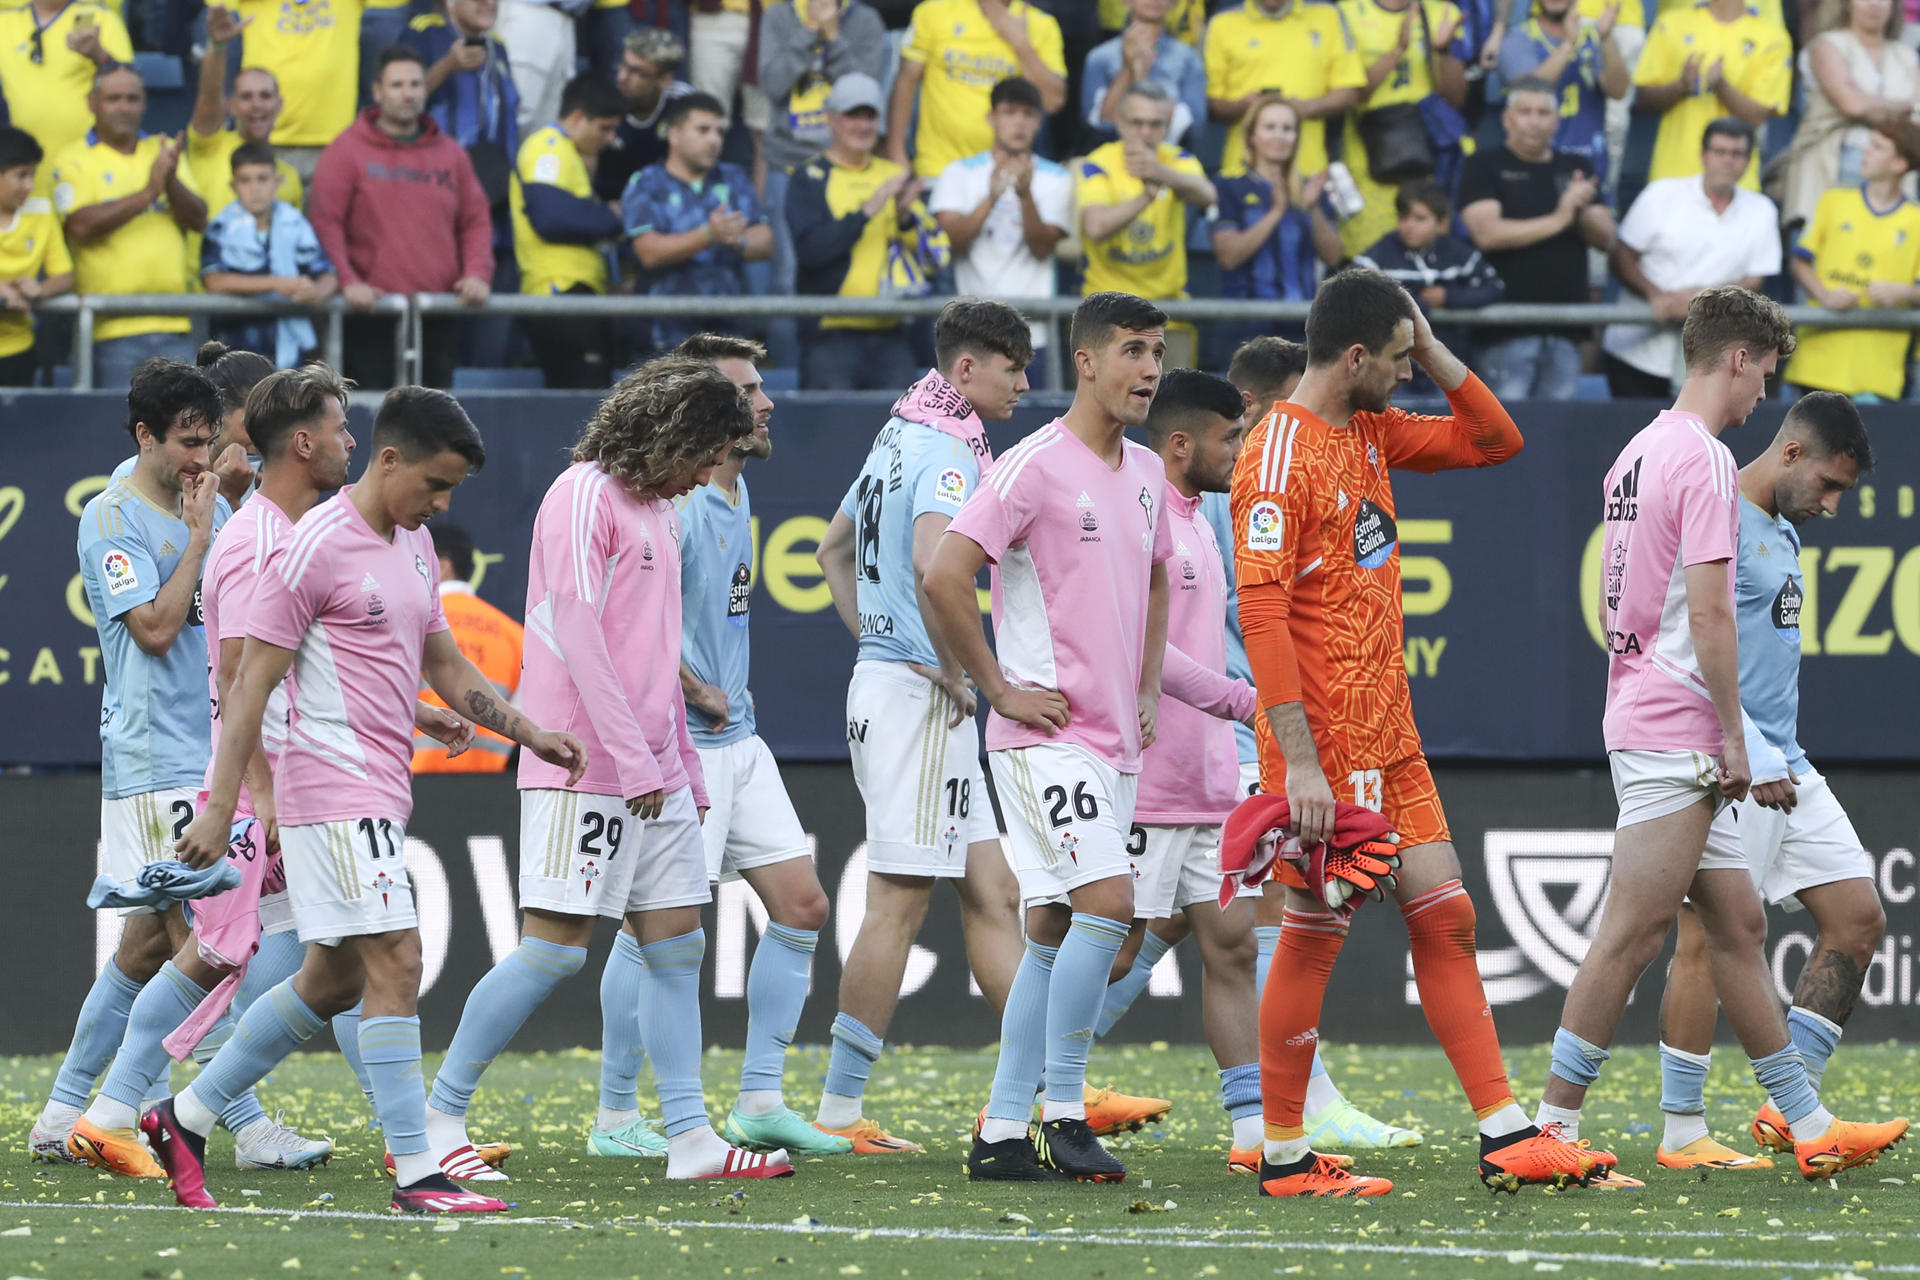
[310,45,494,389]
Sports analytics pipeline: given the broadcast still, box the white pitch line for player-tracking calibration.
[2,1200,1913,1274]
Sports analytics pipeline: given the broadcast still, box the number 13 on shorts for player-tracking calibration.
[1349,768,1383,812]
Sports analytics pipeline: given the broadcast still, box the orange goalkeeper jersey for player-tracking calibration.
[1229,375,1523,773]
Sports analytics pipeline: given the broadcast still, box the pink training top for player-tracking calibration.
[1600,409,1740,754]
[517,461,707,805]
[948,420,1174,774]
[1139,482,1258,824]
[248,490,448,826]
[203,495,296,815]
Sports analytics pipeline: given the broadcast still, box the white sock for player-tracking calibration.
[1263,1134,1311,1166]
[595,1107,641,1133]
[1533,1101,1582,1142]
[664,1125,734,1179]
[1797,1104,1837,1141]
[1662,1111,1710,1150]
[978,1117,1029,1144]
[392,1149,438,1185]
[1040,1097,1085,1123]
[37,1101,82,1133]
[424,1106,470,1155]
[82,1098,138,1132]
[173,1086,218,1138]
[736,1089,783,1117]
[1478,1103,1534,1139]
[815,1092,862,1130]
[1303,1071,1343,1117]
[1232,1114,1265,1150]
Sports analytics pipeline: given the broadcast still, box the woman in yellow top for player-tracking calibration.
[0,128,75,386]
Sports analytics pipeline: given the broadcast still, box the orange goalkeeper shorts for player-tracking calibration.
[1261,753,1451,850]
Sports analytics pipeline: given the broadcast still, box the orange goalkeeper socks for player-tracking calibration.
[1259,907,1349,1138]
[1403,880,1517,1117]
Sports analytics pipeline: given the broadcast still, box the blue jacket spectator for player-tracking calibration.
[1083,0,1208,146]
[1355,179,1503,383]
[1208,95,1342,347]
[1491,0,1629,185]
[405,2,522,159]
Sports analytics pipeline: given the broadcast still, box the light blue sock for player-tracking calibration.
[1309,1047,1331,1084]
[332,1004,375,1108]
[820,1014,883,1105]
[232,931,306,1020]
[143,1072,173,1108]
[985,940,1057,1123]
[193,1010,269,1134]
[1751,1044,1822,1129]
[1220,1061,1262,1123]
[50,959,144,1108]
[99,963,205,1110]
[1254,925,1282,1002]
[1787,1007,1843,1092]
[1095,932,1172,1038]
[361,1015,428,1156]
[599,931,647,1114]
[1042,914,1131,1109]
[430,937,587,1117]
[190,980,325,1116]
[1659,1041,1710,1116]
[636,930,710,1137]
[1548,1026,1610,1090]
[741,923,817,1095]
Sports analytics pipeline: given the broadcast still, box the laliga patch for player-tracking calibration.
[102,549,140,596]
[1352,499,1397,570]
[933,467,968,507]
[1246,500,1283,552]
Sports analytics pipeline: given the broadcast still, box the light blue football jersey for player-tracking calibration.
[78,475,229,799]
[678,476,755,749]
[838,417,983,667]
[1200,490,1257,766]
[1736,496,1808,780]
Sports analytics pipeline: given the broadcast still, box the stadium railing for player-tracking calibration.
[36,293,1920,391]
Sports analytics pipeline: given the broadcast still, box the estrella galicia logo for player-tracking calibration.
[366,593,386,618]
[1352,500,1397,570]
[1772,576,1803,640]
[1606,457,1641,523]
[727,561,751,626]
[1604,540,1628,612]
[1080,510,1099,532]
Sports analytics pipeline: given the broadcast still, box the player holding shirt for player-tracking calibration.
[666,334,847,1159]
[32,360,244,1165]
[1230,269,1597,1198]
[422,358,793,1184]
[1535,289,1908,1181]
[159,387,586,1214]
[1654,393,1886,1171]
[68,365,361,1181]
[926,291,1174,1185]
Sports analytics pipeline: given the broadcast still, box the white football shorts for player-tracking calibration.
[848,660,997,879]
[1129,822,1238,920]
[1609,749,1743,871]
[519,786,710,920]
[1724,768,1872,910]
[696,735,811,883]
[991,742,1139,907]
[98,787,202,916]
[279,816,418,942]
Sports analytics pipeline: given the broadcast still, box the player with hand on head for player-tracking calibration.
[423,358,795,1183]
[1537,291,1907,1183]
[924,291,1175,1185]
[1231,268,1595,1198]
[155,387,587,1214]
[1653,392,1886,1172]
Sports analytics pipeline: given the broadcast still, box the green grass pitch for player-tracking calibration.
[0,1042,1914,1280]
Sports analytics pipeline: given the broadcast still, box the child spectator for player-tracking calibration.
[0,126,74,387]
[1355,180,1503,388]
[201,142,339,368]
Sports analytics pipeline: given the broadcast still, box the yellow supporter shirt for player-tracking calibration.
[1633,4,1789,190]
[185,128,303,214]
[1654,0,1782,30]
[0,1,134,195]
[0,197,73,357]
[51,131,200,341]
[510,125,607,297]
[900,0,1066,177]
[1336,0,1465,255]
[1785,186,1920,400]
[234,0,365,148]
[1205,1,1366,177]
[793,150,920,330]
[1099,0,1205,44]
[1075,139,1206,300]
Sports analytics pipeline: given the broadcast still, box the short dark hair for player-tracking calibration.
[990,76,1044,113]
[1305,267,1417,367]
[1227,335,1308,407]
[126,358,223,443]
[196,341,275,414]
[1069,291,1167,357]
[1144,368,1244,449]
[246,362,354,458]
[229,140,278,174]
[374,44,425,82]
[1701,116,1755,156]
[664,90,727,129]
[1681,285,1795,371]
[1876,119,1920,171]
[936,298,1033,372]
[373,385,485,469]
[431,523,476,582]
[0,126,43,172]
[1504,73,1557,103]
[92,61,139,89]
[1394,179,1450,222]
[673,332,767,363]
[1783,391,1874,473]
[560,73,624,122]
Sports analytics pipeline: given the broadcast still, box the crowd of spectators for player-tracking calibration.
[5,0,1920,400]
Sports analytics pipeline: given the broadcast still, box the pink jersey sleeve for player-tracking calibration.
[1150,480,1175,566]
[417,530,451,635]
[540,482,666,800]
[1672,444,1738,567]
[947,460,1035,562]
[1162,642,1256,720]
[248,533,332,652]
[206,519,258,643]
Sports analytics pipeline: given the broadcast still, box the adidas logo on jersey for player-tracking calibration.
[360,573,381,592]
[1336,490,1349,511]
[160,540,178,555]
[1174,539,1190,556]
[1075,491,1095,509]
